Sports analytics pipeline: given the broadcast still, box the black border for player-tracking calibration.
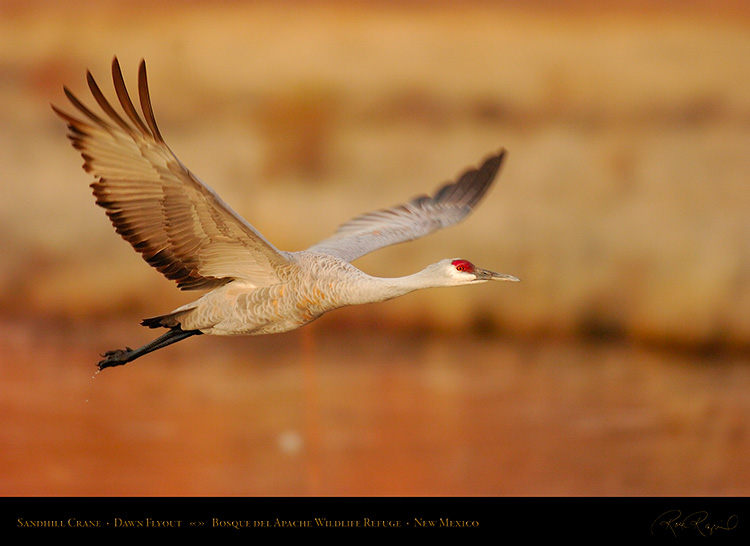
[4,497,748,539]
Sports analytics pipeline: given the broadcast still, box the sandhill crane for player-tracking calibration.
[53,58,519,371]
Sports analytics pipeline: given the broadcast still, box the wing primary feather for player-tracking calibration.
[137,59,165,143]
[50,102,89,130]
[111,57,153,137]
[86,69,136,136]
[465,150,504,207]
[60,86,112,130]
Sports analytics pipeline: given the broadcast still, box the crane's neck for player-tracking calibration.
[338,267,447,307]
[292,254,454,311]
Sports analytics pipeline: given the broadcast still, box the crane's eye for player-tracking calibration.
[452,259,474,273]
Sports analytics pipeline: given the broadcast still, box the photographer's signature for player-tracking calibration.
[651,510,738,537]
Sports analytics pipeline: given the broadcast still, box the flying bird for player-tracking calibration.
[53,58,519,370]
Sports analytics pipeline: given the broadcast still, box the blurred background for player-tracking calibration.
[1,0,749,496]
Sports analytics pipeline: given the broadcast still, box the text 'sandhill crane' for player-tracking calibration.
[53,58,519,371]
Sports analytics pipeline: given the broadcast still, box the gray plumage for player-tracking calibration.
[53,58,518,370]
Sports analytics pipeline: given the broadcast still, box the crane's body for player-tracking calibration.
[53,58,518,370]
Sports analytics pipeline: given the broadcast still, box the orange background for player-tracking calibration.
[2,0,749,496]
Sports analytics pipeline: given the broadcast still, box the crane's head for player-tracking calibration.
[435,258,519,286]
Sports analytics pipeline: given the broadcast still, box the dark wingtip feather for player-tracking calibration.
[468,148,506,203]
[111,56,153,137]
[138,59,165,143]
[431,148,506,210]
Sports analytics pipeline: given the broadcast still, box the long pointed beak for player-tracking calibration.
[475,268,520,282]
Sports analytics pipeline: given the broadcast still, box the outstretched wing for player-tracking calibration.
[53,57,292,290]
[306,151,505,263]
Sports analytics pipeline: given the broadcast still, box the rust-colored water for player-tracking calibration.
[2,318,748,496]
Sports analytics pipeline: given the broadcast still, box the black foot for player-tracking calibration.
[98,347,134,370]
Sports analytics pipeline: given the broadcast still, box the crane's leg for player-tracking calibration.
[97,327,202,370]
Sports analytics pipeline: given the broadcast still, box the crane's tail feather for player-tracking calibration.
[141,312,182,329]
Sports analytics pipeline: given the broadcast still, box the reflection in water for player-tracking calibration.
[1,319,749,496]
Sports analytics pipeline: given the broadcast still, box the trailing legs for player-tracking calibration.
[97,327,202,370]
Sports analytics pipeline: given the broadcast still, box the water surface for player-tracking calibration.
[2,319,748,496]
